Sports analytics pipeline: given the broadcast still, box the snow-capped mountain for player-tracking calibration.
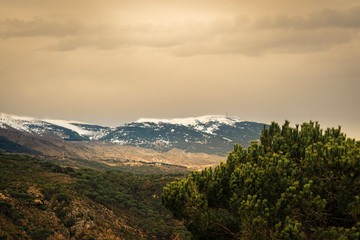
[0,113,111,141]
[0,113,265,155]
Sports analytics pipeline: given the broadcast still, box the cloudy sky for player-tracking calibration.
[1,0,360,137]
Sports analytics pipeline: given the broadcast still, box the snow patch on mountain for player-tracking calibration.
[0,113,97,137]
[43,119,93,136]
[0,113,44,133]
[136,115,243,126]
[193,124,218,135]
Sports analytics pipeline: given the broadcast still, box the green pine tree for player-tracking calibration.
[162,121,360,239]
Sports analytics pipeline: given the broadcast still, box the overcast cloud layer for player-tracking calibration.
[1,0,360,138]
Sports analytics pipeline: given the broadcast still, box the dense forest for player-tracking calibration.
[0,154,189,239]
[162,121,360,239]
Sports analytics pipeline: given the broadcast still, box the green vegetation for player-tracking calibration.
[70,167,188,238]
[0,153,189,239]
[162,121,360,239]
[0,136,41,155]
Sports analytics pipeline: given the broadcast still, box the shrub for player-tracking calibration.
[27,228,54,240]
[56,193,71,205]
[65,216,76,228]
[0,201,24,221]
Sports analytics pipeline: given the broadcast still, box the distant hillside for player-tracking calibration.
[0,127,222,172]
[0,113,265,156]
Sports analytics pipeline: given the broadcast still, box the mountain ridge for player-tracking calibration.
[0,113,265,156]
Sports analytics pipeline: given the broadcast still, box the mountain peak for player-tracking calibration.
[136,115,243,126]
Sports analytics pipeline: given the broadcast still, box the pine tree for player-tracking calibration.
[162,121,360,239]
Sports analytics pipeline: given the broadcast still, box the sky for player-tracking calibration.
[1,0,360,138]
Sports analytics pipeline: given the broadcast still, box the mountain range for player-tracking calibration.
[0,113,265,155]
[0,113,265,170]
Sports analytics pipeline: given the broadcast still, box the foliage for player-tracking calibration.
[0,153,189,239]
[64,216,76,228]
[162,121,360,239]
[0,201,24,221]
[27,228,54,240]
[70,168,188,239]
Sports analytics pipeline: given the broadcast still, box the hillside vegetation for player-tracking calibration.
[162,121,360,239]
[0,154,189,239]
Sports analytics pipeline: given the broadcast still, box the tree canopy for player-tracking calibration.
[162,121,360,239]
